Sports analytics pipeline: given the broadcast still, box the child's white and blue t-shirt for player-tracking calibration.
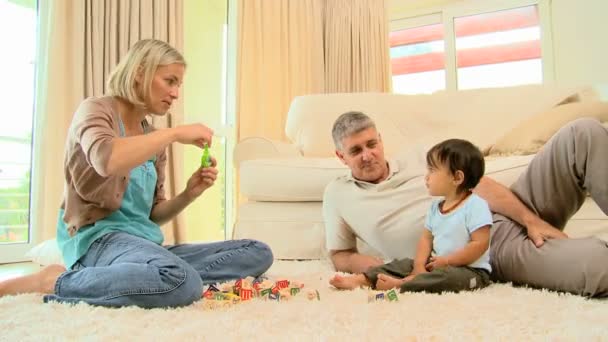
[424,193,493,272]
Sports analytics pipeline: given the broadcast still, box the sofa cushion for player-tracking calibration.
[239,157,348,201]
[488,102,608,156]
[234,137,302,166]
[285,93,408,158]
[285,85,594,158]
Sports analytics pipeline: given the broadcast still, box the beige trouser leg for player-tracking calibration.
[490,118,608,297]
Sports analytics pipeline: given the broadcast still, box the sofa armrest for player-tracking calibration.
[234,137,302,166]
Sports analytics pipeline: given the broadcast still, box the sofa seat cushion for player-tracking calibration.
[235,201,386,259]
[235,201,326,259]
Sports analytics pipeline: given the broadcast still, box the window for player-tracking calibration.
[390,18,446,94]
[0,0,37,262]
[183,0,234,242]
[455,6,542,89]
[390,0,553,94]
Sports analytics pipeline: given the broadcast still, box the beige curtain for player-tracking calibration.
[32,0,185,244]
[32,1,84,244]
[237,0,326,141]
[236,0,390,142]
[324,0,391,93]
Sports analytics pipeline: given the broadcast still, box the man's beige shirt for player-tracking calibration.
[323,148,432,259]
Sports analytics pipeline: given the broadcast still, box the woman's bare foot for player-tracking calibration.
[329,274,370,290]
[376,273,406,290]
[0,264,66,297]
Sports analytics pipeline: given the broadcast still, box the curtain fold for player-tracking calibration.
[32,0,185,244]
[324,0,391,93]
[237,0,326,142]
[236,0,390,142]
[32,0,86,245]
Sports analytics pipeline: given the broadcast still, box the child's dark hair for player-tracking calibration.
[426,139,485,194]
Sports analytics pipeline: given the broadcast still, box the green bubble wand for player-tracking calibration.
[200,143,211,168]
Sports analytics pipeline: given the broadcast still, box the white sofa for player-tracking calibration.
[234,85,608,260]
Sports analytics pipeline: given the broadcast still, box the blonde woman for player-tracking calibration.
[0,39,273,308]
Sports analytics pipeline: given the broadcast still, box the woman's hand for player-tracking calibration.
[150,157,217,225]
[174,123,214,148]
[184,157,218,200]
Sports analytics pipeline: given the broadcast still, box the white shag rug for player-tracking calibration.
[0,259,607,341]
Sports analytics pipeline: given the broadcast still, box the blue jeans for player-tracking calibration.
[43,232,274,308]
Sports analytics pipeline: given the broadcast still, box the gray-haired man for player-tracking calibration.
[323,111,608,297]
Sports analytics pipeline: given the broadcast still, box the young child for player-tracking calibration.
[330,139,493,293]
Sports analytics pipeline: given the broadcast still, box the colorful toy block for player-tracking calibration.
[239,288,253,301]
[276,280,290,289]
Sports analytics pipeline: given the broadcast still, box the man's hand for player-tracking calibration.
[474,176,568,248]
[525,216,568,247]
[149,156,217,225]
[425,256,449,271]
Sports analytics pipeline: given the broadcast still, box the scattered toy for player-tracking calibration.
[200,277,318,308]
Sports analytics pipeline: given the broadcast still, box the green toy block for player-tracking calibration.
[387,289,399,302]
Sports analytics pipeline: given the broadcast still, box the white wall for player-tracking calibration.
[389,0,608,97]
[550,0,608,88]
[389,0,459,15]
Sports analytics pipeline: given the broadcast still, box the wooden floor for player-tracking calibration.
[0,262,40,282]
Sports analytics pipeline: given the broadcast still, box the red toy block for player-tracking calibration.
[276,280,290,289]
[240,288,253,301]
